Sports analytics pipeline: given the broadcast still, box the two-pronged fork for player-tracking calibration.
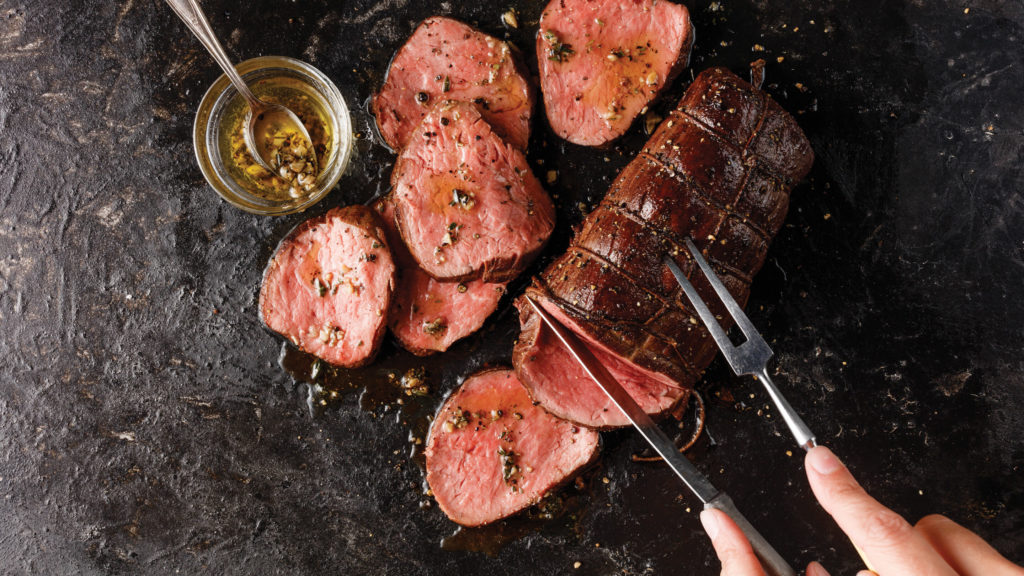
[665,238,818,452]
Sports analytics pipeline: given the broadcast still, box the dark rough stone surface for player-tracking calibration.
[1,0,1022,574]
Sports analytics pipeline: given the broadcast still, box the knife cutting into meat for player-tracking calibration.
[524,291,798,576]
[524,233,884,576]
[667,238,878,571]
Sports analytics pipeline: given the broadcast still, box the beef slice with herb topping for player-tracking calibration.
[259,205,396,368]
[425,368,600,527]
[537,0,693,146]
[392,100,555,283]
[373,16,535,151]
[373,197,506,355]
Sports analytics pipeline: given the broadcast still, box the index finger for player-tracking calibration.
[700,508,766,576]
[804,447,957,576]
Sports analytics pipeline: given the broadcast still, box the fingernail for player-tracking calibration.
[808,446,843,475]
[806,561,831,576]
[700,509,721,539]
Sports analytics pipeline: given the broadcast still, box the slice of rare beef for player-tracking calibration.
[373,16,534,151]
[537,0,693,146]
[373,197,506,355]
[514,297,686,429]
[514,67,814,428]
[425,368,599,527]
[259,205,396,368]
[392,100,555,283]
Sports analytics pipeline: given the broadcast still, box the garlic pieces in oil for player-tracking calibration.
[267,132,319,198]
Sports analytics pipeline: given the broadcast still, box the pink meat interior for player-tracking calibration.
[393,100,554,281]
[373,16,533,151]
[518,298,687,428]
[426,369,599,526]
[389,269,505,354]
[261,213,394,367]
[375,198,505,354]
[538,0,691,146]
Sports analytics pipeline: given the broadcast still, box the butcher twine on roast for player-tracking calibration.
[514,67,814,428]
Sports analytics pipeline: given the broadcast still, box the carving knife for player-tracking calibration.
[524,295,796,576]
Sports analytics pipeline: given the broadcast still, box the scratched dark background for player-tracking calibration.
[1,0,1022,574]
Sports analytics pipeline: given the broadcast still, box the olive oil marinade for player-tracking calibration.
[218,76,333,202]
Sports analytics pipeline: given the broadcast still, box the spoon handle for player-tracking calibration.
[164,0,259,104]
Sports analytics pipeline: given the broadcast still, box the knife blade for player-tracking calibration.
[524,295,796,576]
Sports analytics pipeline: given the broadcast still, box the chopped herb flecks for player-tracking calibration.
[543,30,574,63]
[423,318,447,336]
[498,446,521,486]
[400,367,429,396]
[449,189,475,210]
[443,407,470,433]
[313,277,327,297]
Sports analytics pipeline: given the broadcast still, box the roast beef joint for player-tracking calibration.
[514,67,814,429]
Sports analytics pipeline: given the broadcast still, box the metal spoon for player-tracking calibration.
[164,0,317,177]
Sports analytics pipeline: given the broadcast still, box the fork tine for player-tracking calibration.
[682,238,767,348]
[664,257,737,357]
[671,240,816,451]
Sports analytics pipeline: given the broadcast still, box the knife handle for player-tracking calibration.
[705,493,796,576]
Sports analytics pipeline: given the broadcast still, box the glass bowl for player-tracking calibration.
[193,56,353,216]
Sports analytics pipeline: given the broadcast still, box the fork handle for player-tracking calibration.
[705,493,797,576]
[757,368,817,451]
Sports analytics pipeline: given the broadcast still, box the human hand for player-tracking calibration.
[700,446,1023,576]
